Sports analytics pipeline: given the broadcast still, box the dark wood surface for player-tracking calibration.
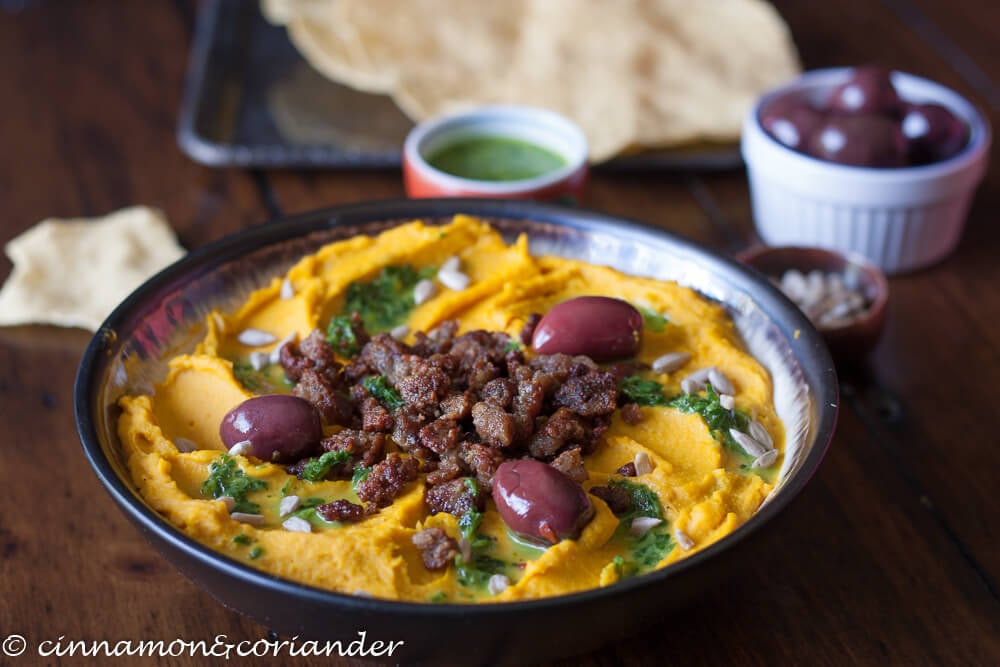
[1,1,998,665]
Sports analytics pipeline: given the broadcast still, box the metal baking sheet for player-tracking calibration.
[177,0,743,171]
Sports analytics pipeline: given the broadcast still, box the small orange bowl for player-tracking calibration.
[403,105,588,203]
[738,245,889,363]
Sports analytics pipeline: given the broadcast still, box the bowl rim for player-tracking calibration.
[748,66,992,179]
[403,105,588,194]
[74,198,837,617]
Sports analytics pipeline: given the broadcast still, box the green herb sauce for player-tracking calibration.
[362,375,405,411]
[300,450,352,483]
[668,384,751,453]
[343,264,435,333]
[455,509,508,590]
[638,306,669,332]
[620,375,670,406]
[201,454,267,513]
[231,360,292,395]
[427,136,566,182]
[326,314,363,357]
[607,479,674,575]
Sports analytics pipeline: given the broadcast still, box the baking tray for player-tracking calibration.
[177,0,743,171]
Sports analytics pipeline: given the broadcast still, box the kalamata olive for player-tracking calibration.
[808,114,907,167]
[220,395,322,462]
[902,103,969,164]
[761,97,825,151]
[492,459,594,545]
[531,296,642,361]
[828,66,902,116]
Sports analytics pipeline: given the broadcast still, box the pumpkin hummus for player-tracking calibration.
[117,215,783,603]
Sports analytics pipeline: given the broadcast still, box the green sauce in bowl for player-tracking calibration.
[427,136,567,182]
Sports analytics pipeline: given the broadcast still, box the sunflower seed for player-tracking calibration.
[488,574,510,595]
[282,516,312,533]
[681,367,712,394]
[780,269,808,301]
[228,440,253,457]
[248,351,270,371]
[438,269,470,291]
[238,328,277,347]
[390,324,410,340]
[680,377,702,394]
[675,530,695,550]
[441,256,461,273]
[353,590,373,598]
[708,368,735,395]
[459,537,472,563]
[218,496,236,512]
[230,512,265,525]
[652,352,691,374]
[280,278,295,300]
[633,451,654,476]
[730,429,768,458]
[629,516,663,537]
[719,393,735,410]
[413,278,437,305]
[174,437,198,453]
[748,420,774,449]
[752,449,779,468]
[279,495,301,517]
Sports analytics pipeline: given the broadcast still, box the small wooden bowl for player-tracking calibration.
[738,245,889,363]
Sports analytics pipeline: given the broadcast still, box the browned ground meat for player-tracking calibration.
[344,333,410,383]
[480,378,516,408]
[392,406,432,458]
[554,370,618,417]
[458,441,505,492]
[607,361,648,382]
[550,448,589,483]
[620,403,643,425]
[397,360,452,411]
[321,429,386,469]
[356,453,420,508]
[279,329,344,385]
[293,369,353,426]
[426,449,463,486]
[438,391,473,421]
[590,485,633,515]
[424,476,487,516]
[278,318,635,515]
[615,462,637,477]
[519,313,542,345]
[419,417,460,454]
[411,320,458,357]
[528,408,588,458]
[471,401,515,448]
[316,499,366,523]
[412,527,458,571]
[359,396,393,432]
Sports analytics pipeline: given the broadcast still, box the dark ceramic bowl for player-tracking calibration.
[738,245,889,364]
[74,199,837,665]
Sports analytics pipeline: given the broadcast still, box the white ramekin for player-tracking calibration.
[741,68,991,274]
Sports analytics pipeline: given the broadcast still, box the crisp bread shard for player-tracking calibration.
[0,206,185,331]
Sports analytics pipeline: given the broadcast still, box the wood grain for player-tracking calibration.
[0,0,998,665]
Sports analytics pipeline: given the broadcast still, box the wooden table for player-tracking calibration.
[1,1,998,664]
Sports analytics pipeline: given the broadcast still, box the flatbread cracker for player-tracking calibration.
[267,0,800,162]
[0,206,186,331]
